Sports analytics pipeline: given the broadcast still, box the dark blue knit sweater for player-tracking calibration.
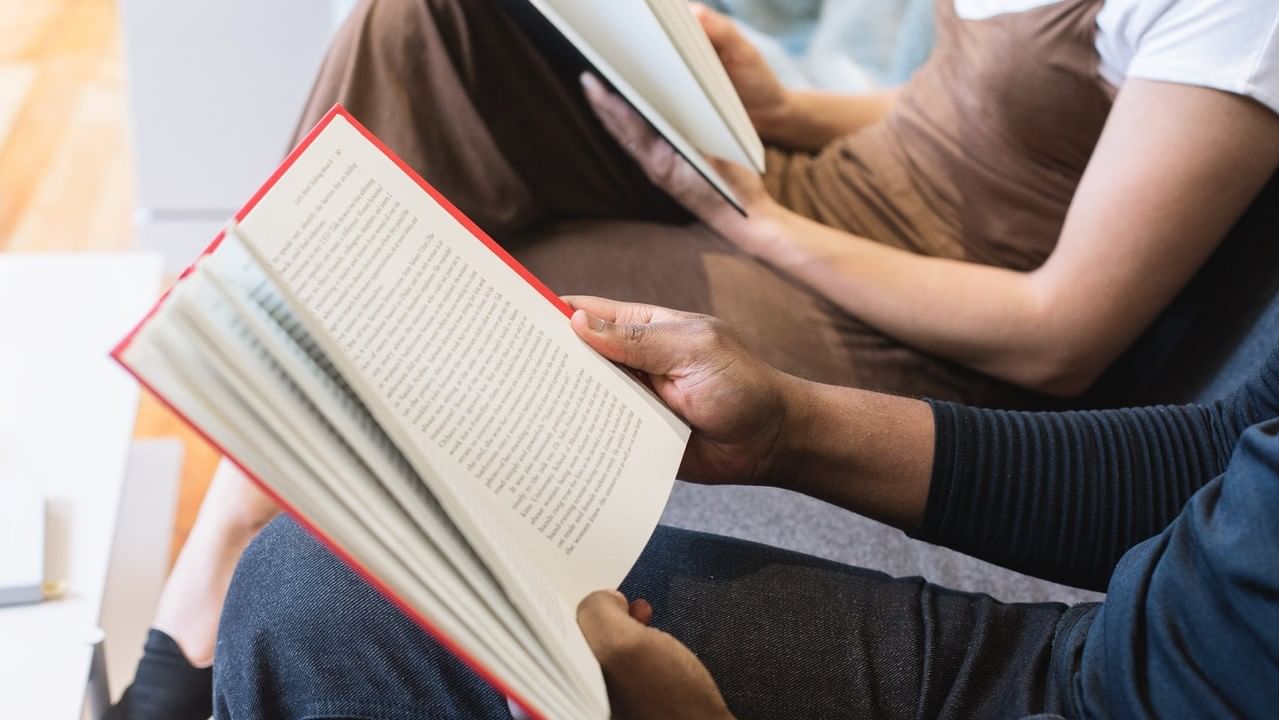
[920,344,1279,717]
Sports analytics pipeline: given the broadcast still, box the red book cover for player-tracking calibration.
[112,104,579,720]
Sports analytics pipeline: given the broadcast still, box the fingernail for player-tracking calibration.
[584,312,608,333]
[580,72,599,94]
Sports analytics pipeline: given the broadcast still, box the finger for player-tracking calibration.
[690,2,725,40]
[579,71,610,107]
[581,73,635,142]
[690,2,741,55]
[571,311,706,376]
[580,73,662,159]
[628,598,653,626]
[563,295,695,326]
[562,296,650,324]
[577,590,642,662]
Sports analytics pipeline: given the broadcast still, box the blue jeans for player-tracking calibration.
[214,517,1083,719]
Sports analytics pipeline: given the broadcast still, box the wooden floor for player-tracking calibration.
[1,0,220,560]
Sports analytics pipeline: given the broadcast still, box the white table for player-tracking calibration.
[0,254,162,719]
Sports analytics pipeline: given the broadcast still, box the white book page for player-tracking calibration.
[645,0,765,171]
[539,0,764,172]
[119,298,591,720]
[235,112,690,706]
[193,243,587,711]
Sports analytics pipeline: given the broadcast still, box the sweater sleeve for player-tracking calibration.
[1072,419,1279,717]
[912,346,1279,591]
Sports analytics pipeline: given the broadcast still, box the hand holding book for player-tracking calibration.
[576,590,733,720]
[558,295,799,719]
[580,73,780,253]
[688,2,901,152]
[110,99,930,718]
[564,293,936,533]
[688,3,794,143]
[564,295,793,488]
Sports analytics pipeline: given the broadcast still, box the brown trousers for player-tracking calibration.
[294,0,1046,405]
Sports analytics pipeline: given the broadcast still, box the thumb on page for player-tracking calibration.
[577,590,645,664]
[571,309,690,376]
[578,590,734,720]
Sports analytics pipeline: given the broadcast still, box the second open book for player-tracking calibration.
[113,106,690,720]
[495,0,765,212]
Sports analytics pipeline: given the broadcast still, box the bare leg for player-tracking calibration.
[151,459,278,667]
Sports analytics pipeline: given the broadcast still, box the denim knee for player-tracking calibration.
[213,516,509,719]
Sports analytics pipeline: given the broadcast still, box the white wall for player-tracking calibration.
[120,1,352,270]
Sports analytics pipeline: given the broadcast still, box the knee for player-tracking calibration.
[217,516,353,650]
[213,517,398,712]
[213,518,507,717]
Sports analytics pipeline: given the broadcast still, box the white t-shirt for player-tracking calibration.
[954,0,1279,115]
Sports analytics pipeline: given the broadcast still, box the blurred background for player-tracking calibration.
[2,4,351,717]
[0,0,934,562]
[0,1,931,716]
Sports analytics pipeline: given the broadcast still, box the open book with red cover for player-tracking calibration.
[112,105,690,720]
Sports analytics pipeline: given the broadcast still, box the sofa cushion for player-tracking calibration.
[1085,173,1279,405]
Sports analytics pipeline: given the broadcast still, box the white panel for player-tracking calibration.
[134,215,230,273]
[99,439,184,702]
[0,254,161,720]
[120,1,343,211]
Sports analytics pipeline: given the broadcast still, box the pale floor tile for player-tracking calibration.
[0,64,37,151]
[8,83,134,252]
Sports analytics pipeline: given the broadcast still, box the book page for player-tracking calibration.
[195,239,589,709]
[645,0,765,171]
[235,108,688,678]
[118,293,590,720]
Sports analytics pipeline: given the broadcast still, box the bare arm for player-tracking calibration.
[586,76,1279,396]
[758,89,900,152]
[566,296,935,531]
[567,295,1279,588]
[741,81,1279,395]
[776,376,933,529]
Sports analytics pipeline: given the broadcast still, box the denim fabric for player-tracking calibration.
[211,519,509,720]
[1066,418,1279,718]
[215,520,1077,719]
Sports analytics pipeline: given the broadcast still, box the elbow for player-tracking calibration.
[1005,278,1111,398]
[1016,350,1108,398]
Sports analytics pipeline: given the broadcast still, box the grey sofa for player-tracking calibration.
[660,175,1279,605]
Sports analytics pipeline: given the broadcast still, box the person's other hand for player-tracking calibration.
[577,590,734,720]
[565,296,798,486]
[689,2,792,140]
[580,72,778,251]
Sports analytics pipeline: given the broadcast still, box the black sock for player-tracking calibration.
[102,628,213,720]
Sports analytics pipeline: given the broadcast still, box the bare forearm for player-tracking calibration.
[770,374,934,530]
[744,209,1083,394]
[743,82,1279,397]
[759,89,899,152]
